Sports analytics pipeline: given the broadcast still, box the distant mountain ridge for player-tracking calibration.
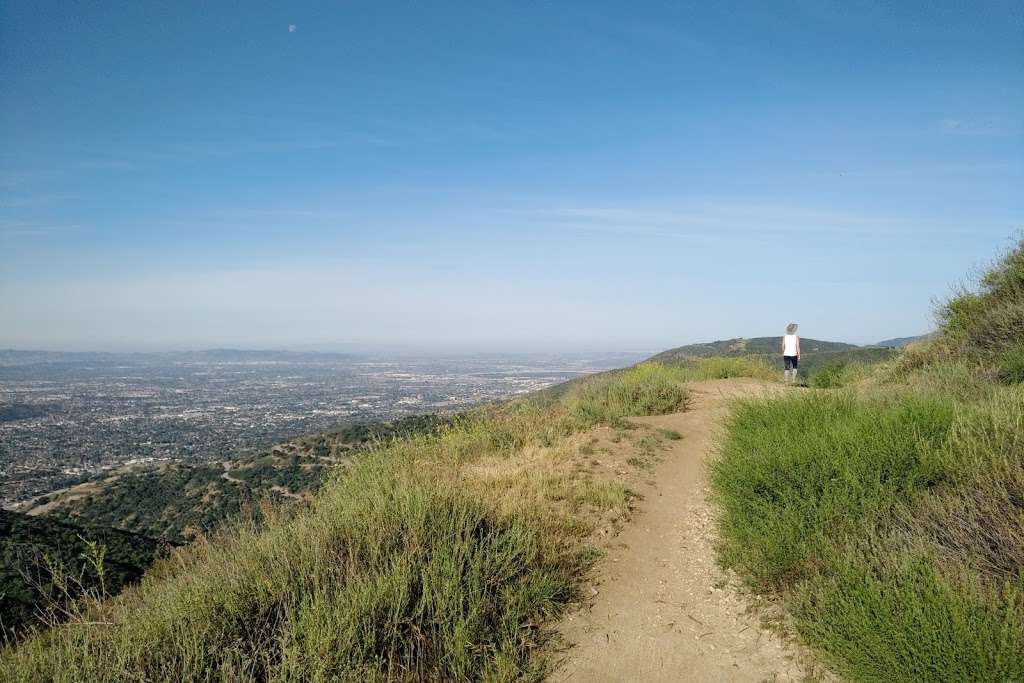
[648,337,859,364]
[647,336,898,377]
[875,334,931,348]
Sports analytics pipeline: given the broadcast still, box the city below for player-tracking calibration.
[0,349,644,507]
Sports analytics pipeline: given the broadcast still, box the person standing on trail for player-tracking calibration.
[782,323,800,383]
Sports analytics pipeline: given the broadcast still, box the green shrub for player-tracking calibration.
[937,241,1024,355]
[904,360,995,401]
[940,291,987,342]
[710,390,956,587]
[711,381,1024,681]
[794,550,1024,683]
[996,344,1024,384]
[688,356,776,381]
[893,240,1024,387]
[569,363,691,425]
[905,388,1024,586]
[809,361,846,388]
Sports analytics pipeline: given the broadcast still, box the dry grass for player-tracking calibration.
[0,363,694,681]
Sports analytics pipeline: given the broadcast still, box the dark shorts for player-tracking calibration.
[784,355,799,370]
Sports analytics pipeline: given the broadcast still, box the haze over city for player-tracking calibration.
[2,1,1021,352]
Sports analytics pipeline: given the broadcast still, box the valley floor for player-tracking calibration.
[553,379,824,682]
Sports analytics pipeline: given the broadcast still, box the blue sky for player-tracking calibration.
[1,1,1021,352]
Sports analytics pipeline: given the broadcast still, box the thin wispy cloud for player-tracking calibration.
[78,159,136,171]
[0,194,79,209]
[808,162,1019,179]
[0,171,32,188]
[0,220,76,238]
[939,116,1018,137]
[142,140,338,162]
[512,204,918,237]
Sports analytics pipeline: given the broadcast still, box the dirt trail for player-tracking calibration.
[220,462,302,500]
[554,378,816,682]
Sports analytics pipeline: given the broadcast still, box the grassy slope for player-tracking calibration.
[0,362,712,681]
[2,417,448,643]
[710,241,1024,682]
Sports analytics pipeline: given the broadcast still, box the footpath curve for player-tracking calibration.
[554,378,818,682]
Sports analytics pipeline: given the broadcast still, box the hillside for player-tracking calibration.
[649,336,896,378]
[2,243,1021,681]
[3,414,445,642]
[16,414,444,543]
[648,336,857,362]
[1,510,166,641]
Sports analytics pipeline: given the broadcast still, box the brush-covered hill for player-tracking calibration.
[15,415,443,543]
[649,336,857,360]
[1,510,166,641]
[875,333,931,348]
[649,336,896,376]
[3,414,445,641]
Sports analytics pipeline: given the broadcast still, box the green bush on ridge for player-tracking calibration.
[996,343,1024,384]
[569,363,692,425]
[683,355,777,381]
[807,361,873,389]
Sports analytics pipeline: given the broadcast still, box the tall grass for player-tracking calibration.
[684,355,777,381]
[890,239,1024,382]
[794,550,1024,683]
[0,362,697,681]
[569,363,692,425]
[710,387,1024,681]
[710,391,957,587]
[807,361,873,389]
[710,240,1024,682]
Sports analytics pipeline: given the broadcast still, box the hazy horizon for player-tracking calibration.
[0,330,925,356]
[2,2,1020,351]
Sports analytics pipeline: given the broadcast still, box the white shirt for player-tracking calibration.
[783,334,799,356]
